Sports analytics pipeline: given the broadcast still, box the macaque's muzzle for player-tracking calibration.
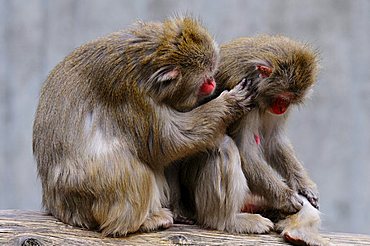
[269,95,290,115]
[199,77,216,96]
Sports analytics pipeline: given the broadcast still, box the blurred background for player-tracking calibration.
[0,0,369,234]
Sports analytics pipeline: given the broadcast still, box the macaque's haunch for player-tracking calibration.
[32,17,255,237]
[170,36,323,240]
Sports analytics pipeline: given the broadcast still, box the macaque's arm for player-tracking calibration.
[265,134,319,209]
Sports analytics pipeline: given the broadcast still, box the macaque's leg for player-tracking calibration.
[140,171,173,231]
[92,157,172,236]
[181,135,273,233]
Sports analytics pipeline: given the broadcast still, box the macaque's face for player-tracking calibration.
[254,58,317,115]
[216,36,318,115]
[148,17,219,111]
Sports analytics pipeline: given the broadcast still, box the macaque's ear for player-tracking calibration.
[256,64,273,79]
[156,67,181,82]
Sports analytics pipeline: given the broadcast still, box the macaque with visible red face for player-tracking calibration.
[171,36,321,241]
[33,17,256,237]
[218,35,319,213]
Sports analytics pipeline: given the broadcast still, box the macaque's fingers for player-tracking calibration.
[299,189,320,210]
[239,78,249,89]
[290,193,304,212]
[228,80,256,112]
[232,78,247,92]
[240,78,258,110]
[238,78,255,97]
[279,192,304,214]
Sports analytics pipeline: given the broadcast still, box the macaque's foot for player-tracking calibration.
[299,187,319,209]
[140,208,173,232]
[227,213,273,234]
[173,213,195,225]
[278,191,303,214]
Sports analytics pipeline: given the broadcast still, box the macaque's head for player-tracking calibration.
[136,17,219,111]
[217,35,318,115]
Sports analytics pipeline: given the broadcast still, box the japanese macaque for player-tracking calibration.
[170,36,322,240]
[219,35,320,213]
[32,17,256,237]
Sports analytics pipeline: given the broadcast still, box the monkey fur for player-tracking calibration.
[218,35,319,213]
[276,195,330,246]
[32,17,255,237]
[170,35,320,238]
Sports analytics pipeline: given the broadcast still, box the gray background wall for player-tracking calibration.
[0,0,369,234]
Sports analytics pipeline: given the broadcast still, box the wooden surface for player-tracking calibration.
[0,210,370,245]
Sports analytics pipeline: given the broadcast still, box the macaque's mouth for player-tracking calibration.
[199,78,216,96]
[269,96,290,115]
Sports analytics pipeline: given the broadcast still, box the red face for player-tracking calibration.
[269,95,291,115]
[199,77,216,96]
[256,64,291,115]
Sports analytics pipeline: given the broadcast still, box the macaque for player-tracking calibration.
[172,35,320,237]
[218,35,319,213]
[32,17,256,237]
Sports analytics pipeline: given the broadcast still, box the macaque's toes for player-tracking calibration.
[249,214,274,234]
[232,213,273,234]
[140,208,173,232]
[174,214,195,225]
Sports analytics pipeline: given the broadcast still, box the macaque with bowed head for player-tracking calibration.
[219,35,319,213]
[172,36,321,241]
[32,17,256,237]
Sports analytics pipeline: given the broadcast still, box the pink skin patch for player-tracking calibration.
[254,134,260,145]
[269,96,290,115]
[199,78,216,96]
[241,203,262,213]
[256,65,273,78]
[283,233,306,245]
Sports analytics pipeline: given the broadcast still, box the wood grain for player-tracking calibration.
[1,210,370,245]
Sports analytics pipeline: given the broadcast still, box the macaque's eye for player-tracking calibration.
[256,65,272,79]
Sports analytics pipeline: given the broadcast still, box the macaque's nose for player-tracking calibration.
[206,76,215,84]
[200,76,216,95]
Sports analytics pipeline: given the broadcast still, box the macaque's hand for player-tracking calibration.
[289,178,319,209]
[298,185,319,210]
[221,78,256,113]
[278,190,304,214]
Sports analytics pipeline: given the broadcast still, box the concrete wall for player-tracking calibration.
[0,0,369,234]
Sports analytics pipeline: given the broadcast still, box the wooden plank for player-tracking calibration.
[1,210,370,245]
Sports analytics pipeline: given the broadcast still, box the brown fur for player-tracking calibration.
[220,35,319,212]
[170,35,319,235]
[32,17,255,237]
